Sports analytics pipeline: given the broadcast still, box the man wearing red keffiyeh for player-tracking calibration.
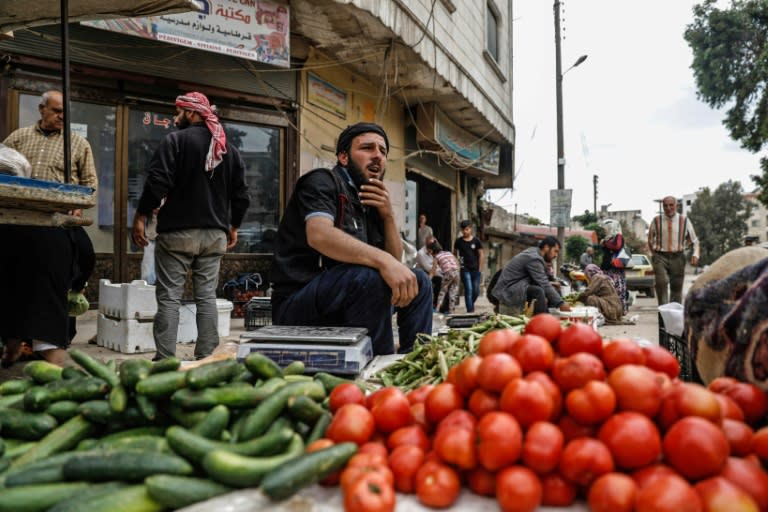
[131,92,250,360]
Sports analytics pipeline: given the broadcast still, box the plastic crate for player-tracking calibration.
[658,312,701,383]
[245,298,272,330]
[98,279,157,320]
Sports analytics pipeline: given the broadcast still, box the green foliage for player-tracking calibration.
[525,216,543,226]
[685,0,768,206]
[573,210,599,226]
[585,222,605,241]
[565,236,590,264]
[687,180,752,264]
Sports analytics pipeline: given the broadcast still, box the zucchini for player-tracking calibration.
[56,484,164,512]
[201,432,304,487]
[287,394,325,424]
[0,409,58,440]
[0,378,34,395]
[61,366,88,380]
[166,425,294,465]
[135,371,187,399]
[236,380,325,441]
[62,450,193,482]
[23,361,63,384]
[283,360,305,375]
[149,356,180,374]
[260,442,358,500]
[45,400,80,422]
[46,482,129,512]
[145,474,233,509]
[0,482,90,512]
[68,349,120,388]
[11,415,97,469]
[119,359,152,389]
[171,384,269,411]
[185,359,241,389]
[244,353,283,379]
[189,404,230,439]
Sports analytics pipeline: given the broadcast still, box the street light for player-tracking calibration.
[554,0,587,269]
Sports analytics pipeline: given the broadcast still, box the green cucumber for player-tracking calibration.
[109,384,128,413]
[0,437,4,458]
[22,387,50,412]
[0,482,90,512]
[313,372,364,393]
[0,378,34,395]
[236,380,325,441]
[171,384,269,410]
[166,425,294,464]
[45,400,80,422]
[283,360,305,375]
[46,376,110,402]
[134,394,158,421]
[23,361,63,384]
[62,450,194,482]
[0,409,58,440]
[287,394,325,424]
[201,432,304,487]
[145,474,233,509]
[3,441,35,460]
[96,435,169,453]
[166,405,208,428]
[46,482,129,512]
[244,353,283,379]
[0,393,25,409]
[189,404,230,439]
[260,442,358,500]
[61,366,88,380]
[185,359,242,389]
[56,484,164,512]
[11,415,97,469]
[69,349,120,388]
[306,410,332,444]
[119,359,152,389]
[77,400,114,423]
[90,425,167,445]
[135,371,187,399]
[149,356,181,374]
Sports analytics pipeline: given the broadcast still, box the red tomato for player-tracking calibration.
[587,472,638,512]
[434,409,477,437]
[557,413,597,442]
[607,363,664,417]
[558,438,615,487]
[663,416,730,480]
[328,382,366,413]
[476,352,522,392]
[454,355,482,396]
[521,421,564,474]
[466,466,496,497]
[708,376,739,393]
[306,438,339,485]
[657,381,722,430]
[432,424,476,469]
[641,344,680,379]
[369,387,412,433]
[557,321,603,357]
[467,387,500,418]
[551,352,606,392]
[346,452,388,469]
[409,402,429,432]
[424,382,464,424]
[406,384,434,405]
[634,473,703,512]
[499,378,555,427]
[715,393,746,422]
[597,411,662,469]
[525,371,563,419]
[478,328,521,356]
[601,338,647,370]
[719,456,768,511]
[754,426,768,463]
[509,334,555,373]
[415,461,461,509]
[565,380,616,425]
[386,424,430,452]
[721,418,754,457]
[632,463,679,489]
[476,411,523,471]
[495,466,543,512]
[358,441,389,459]
[326,403,375,445]
[445,364,459,385]
[720,382,768,426]
[694,476,759,512]
[540,472,578,507]
[388,444,425,494]
[343,472,396,512]
[340,463,394,491]
[524,313,562,342]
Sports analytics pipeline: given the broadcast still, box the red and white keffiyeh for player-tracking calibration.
[175,92,227,174]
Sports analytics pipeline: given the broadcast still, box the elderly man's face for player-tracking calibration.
[39,92,64,131]
[662,197,677,217]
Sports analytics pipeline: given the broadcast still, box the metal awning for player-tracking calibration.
[0,0,201,35]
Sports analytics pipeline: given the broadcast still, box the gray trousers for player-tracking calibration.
[652,251,686,305]
[153,229,227,359]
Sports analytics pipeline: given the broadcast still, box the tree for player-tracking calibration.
[685,1,768,207]
[573,210,599,227]
[687,180,751,264]
[565,235,590,264]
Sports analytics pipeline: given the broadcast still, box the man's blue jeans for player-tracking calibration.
[272,264,433,355]
[461,270,482,313]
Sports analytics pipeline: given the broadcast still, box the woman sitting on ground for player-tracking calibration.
[578,264,624,323]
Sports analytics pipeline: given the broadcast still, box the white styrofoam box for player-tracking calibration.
[96,312,156,354]
[177,299,234,343]
[99,279,157,320]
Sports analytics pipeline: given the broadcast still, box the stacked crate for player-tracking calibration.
[96,279,157,353]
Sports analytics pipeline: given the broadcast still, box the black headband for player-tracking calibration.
[336,122,389,156]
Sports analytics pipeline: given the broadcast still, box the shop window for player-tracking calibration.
[486,1,500,62]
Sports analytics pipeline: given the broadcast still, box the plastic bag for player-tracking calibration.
[0,143,32,177]
[68,290,90,316]
[658,302,684,336]
[140,241,156,285]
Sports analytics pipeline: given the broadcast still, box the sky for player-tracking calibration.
[487,0,763,224]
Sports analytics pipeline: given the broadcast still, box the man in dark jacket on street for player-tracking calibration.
[492,236,571,315]
[131,92,250,360]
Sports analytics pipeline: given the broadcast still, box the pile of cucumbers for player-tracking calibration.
[0,350,359,511]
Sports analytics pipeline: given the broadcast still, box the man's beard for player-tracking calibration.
[175,115,190,130]
[346,158,370,190]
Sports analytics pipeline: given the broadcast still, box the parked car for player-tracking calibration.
[626,253,655,297]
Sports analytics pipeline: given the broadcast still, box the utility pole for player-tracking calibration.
[554,0,565,269]
[593,175,598,218]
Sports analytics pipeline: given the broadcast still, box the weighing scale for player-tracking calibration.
[238,326,373,376]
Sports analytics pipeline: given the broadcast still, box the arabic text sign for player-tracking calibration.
[550,189,572,228]
[83,0,289,67]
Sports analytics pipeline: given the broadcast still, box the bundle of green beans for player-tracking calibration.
[374,314,528,391]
